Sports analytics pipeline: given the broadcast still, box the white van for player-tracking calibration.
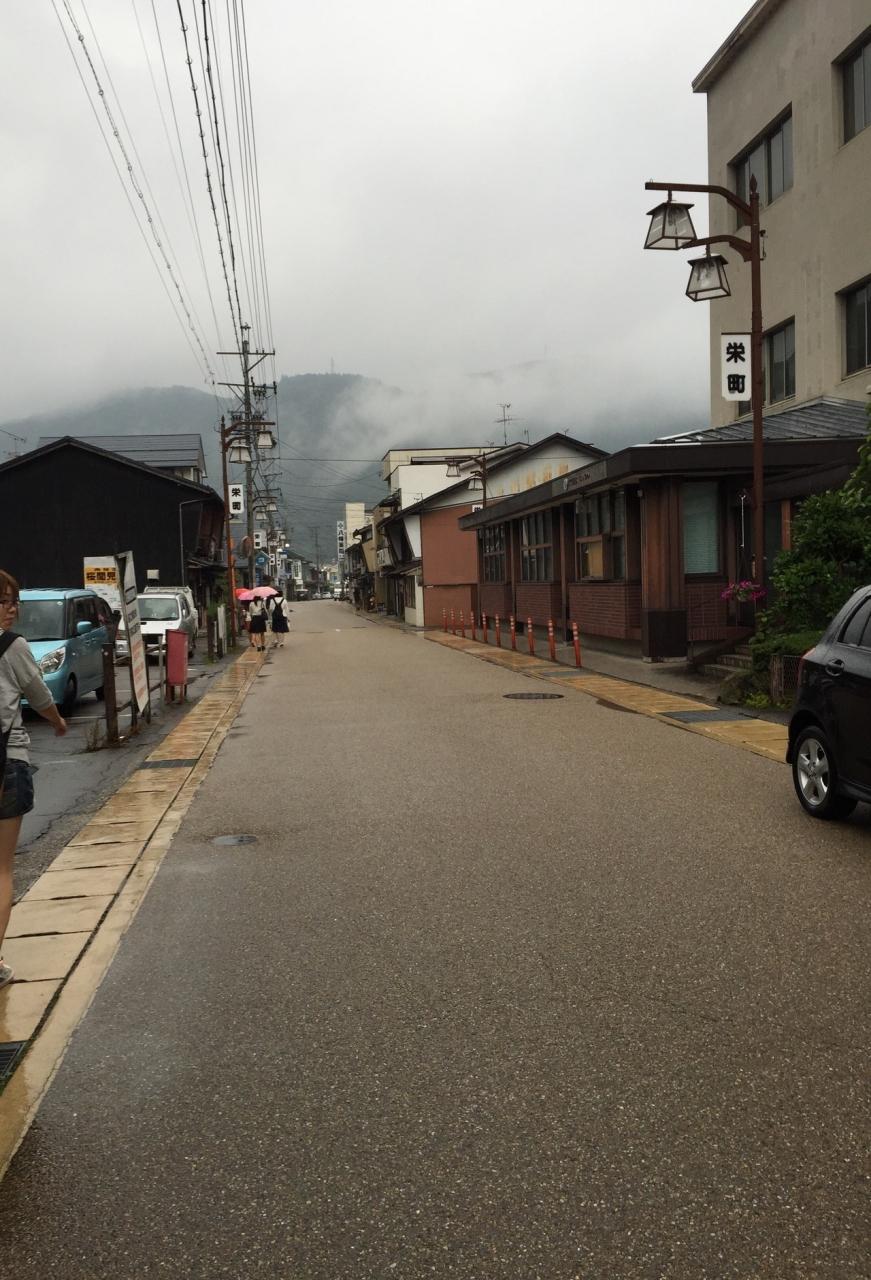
[116,591,198,659]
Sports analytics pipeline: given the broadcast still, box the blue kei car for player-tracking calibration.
[18,588,114,713]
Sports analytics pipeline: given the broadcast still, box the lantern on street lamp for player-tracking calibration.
[228,442,252,464]
[644,200,697,250]
[256,428,276,450]
[685,250,731,302]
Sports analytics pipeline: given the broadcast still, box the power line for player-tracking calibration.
[135,0,229,383]
[176,0,242,345]
[51,0,213,384]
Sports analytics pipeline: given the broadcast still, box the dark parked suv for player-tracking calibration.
[787,585,871,819]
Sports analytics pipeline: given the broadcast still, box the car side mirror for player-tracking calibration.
[76,620,94,635]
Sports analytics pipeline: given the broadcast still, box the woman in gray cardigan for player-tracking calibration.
[0,571,68,989]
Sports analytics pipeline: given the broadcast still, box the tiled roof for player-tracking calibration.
[37,433,205,468]
[654,398,869,445]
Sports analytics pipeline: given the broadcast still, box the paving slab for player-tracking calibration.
[6,896,113,938]
[68,820,158,845]
[0,981,61,1041]
[21,866,130,902]
[2,934,91,982]
[49,842,145,870]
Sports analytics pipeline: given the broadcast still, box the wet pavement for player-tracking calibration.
[0,602,868,1278]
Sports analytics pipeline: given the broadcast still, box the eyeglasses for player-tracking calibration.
[0,597,19,607]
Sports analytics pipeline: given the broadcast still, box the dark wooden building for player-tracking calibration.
[459,399,867,660]
[0,437,225,604]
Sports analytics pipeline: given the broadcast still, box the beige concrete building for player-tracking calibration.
[695,0,871,426]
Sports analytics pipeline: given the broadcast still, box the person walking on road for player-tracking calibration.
[268,592,291,648]
[246,597,269,653]
[0,571,68,989]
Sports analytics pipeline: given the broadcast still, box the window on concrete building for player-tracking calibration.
[683,482,720,575]
[575,490,626,581]
[482,524,506,582]
[844,279,871,375]
[734,113,793,209]
[520,511,552,582]
[737,318,796,414]
[766,319,795,402]
[843,35,871,142]
[403,574,416,609]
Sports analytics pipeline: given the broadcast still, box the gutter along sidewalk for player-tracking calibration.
[425,631,789,765]
[0,647,264,1176]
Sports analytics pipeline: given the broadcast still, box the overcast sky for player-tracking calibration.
[2,1,750,446]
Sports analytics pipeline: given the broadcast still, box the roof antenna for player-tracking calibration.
[495,403,522,446]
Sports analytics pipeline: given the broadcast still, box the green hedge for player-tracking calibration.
[749,629,823,675]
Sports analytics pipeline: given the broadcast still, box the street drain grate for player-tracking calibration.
[503,692,564,700]
[139,759,199,770]
[0,1042,26,1082]
[211,834,258,846]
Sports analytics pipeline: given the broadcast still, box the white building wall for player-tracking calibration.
[701,0,871,425]
[485,442,601,500]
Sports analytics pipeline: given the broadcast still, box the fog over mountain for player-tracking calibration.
[0,369,704,560]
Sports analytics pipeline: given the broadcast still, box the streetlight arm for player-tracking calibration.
[645,179,751,221]
[684,233,753,263]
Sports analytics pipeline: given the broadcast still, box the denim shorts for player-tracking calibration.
[0,759,34,821]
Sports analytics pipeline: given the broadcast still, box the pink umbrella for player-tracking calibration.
[235,589,255,602]
[251,586,279,598]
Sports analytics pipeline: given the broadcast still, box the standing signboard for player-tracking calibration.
[115,551,149,716]
[83,556,123,613]
[721,333,751,401]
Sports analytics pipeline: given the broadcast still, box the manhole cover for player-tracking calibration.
[503,692,564,700]
[210,834,258,846]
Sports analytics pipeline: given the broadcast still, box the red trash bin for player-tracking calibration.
[165,628,189,701]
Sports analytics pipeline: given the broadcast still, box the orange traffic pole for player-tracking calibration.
[510,615,517,651]
[482,612,488,644]
[572,620,582,667]
[548,618,556,662]
[450,608,456,635]
[495,614,501,648]
[527,618,535,656]
[442,608,447,633]
[460,609,466,638]
[470,609,477,642]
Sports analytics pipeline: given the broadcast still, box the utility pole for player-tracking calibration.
[313,528,321,593]
[241,328,256,580]
[218,323,276,587]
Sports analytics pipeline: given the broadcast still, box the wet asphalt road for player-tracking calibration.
[0,602,869,1278]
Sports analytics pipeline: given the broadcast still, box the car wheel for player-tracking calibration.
[60,676,78,716]
[792,726,857,820]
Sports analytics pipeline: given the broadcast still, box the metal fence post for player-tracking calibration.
[102,643,119,745]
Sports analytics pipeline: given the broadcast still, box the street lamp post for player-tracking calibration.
[644,177,765,580]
